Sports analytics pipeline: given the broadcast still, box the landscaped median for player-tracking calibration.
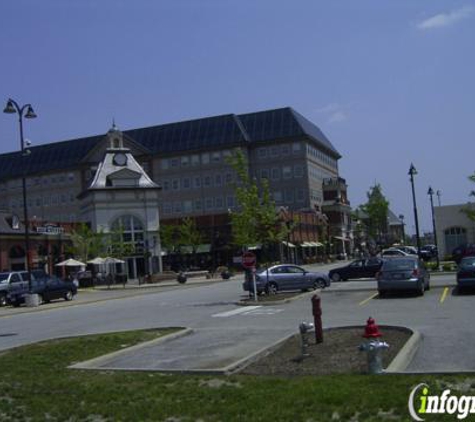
[1,328,474,420]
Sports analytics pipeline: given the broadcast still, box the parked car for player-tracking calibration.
[0,271,29,306]
[377,257,430,297]
[420,245,438,261]
[452,244,475,264]
[7,275,77,306]
[456,256,475,292]
[396,246,418,256]
[381,248,412,258]
[328,257,383,282]
[242,264,330,295]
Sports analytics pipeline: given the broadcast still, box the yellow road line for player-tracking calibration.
[440,287,449,304]
[359,292,378,306]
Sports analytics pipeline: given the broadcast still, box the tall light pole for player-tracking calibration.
[3,98,37,292]
[427,187,440,269]
[408,163,421,256]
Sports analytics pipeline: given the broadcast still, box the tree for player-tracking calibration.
[107,224,134,259]
[462,172,475,221]
[159,224,182,254]
[67,223,106,262]
[225,149,289,253]
[361,184,390,244]
[179,217,203,253]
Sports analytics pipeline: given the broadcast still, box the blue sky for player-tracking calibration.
[1,1,474,234]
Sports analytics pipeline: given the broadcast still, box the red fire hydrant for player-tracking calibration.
[359,317,389,374]
[311,294,323,343]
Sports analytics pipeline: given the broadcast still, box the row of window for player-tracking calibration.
[256,142,302,159]
[273,189,307,204]
[307,145,337,169]
[162,172,235,191]
[8,193,76,209]
[257,165,304,181]
[160,150,234,170]
[0,173,76,192]
[308,163,335,182]
[161,196,237,215]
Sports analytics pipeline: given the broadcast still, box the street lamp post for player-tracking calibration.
[3,98,37,294]
[408,164,422,256]
[427,187,440,269]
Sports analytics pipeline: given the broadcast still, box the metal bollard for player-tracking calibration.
[311,294,323,343]
[299,321,314,358]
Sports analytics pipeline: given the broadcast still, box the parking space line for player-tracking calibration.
[440,287,449,304]
[359,292,378,306]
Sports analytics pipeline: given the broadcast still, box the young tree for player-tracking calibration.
[179,217,203,253]
[361,184,390,243]
[67,223,106,262]
[226,149,289,253]
[159,224,182,254]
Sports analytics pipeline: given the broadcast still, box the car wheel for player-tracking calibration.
[266,282,278,295]
[0,294,6,307]
[64,291,73,301]
[12,300,21,308]
[331,273,341,282]
[418,283,425,296]
[314,278,326,289]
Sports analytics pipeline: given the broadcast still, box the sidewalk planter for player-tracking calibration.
[177,272,187,284]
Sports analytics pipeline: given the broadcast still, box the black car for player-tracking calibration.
[328,258,383,282]
[8,276,77,306]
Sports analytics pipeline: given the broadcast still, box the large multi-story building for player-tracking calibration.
[0,107,348,274]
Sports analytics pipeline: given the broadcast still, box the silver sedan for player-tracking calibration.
[242,264,330,295]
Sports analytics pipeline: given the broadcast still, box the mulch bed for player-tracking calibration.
[240,326,411,376]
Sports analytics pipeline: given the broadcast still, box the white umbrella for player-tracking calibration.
[55,258,86,267]
[104,257,126,264]
[87,257,106,265]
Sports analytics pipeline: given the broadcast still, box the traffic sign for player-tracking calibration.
[242,251,256,268]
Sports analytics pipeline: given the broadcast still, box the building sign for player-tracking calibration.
[36,224,64,235]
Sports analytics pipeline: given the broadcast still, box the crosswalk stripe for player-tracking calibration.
[212,306,262,317]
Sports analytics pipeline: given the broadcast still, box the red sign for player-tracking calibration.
[242,251,256,268]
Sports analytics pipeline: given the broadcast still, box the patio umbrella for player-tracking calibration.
[87,257,106,265]
[55,258,86,267]
[104,257,126,264]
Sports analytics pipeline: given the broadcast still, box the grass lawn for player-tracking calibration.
[1,329,474,421]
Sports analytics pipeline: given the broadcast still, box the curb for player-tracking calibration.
[385,327,422,373]
[69,327,193,370]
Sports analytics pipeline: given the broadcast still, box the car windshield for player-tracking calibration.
[460,257,475,268]
[382,259,416,271]
[0,273,9,281]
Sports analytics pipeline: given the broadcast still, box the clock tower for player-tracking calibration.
[79,123,162,277]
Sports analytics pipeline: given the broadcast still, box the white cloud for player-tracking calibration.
[328,111,347,123]
[314,103,348,124]
[417,5,475,30]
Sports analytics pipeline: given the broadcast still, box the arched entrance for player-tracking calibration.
[111,215,146,279]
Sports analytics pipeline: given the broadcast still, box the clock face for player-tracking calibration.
[113,153,127,166]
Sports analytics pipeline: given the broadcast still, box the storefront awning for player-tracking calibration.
[301,241,325,247]
[282,241,296,248]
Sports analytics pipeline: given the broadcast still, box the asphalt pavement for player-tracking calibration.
[1,261,469,375]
